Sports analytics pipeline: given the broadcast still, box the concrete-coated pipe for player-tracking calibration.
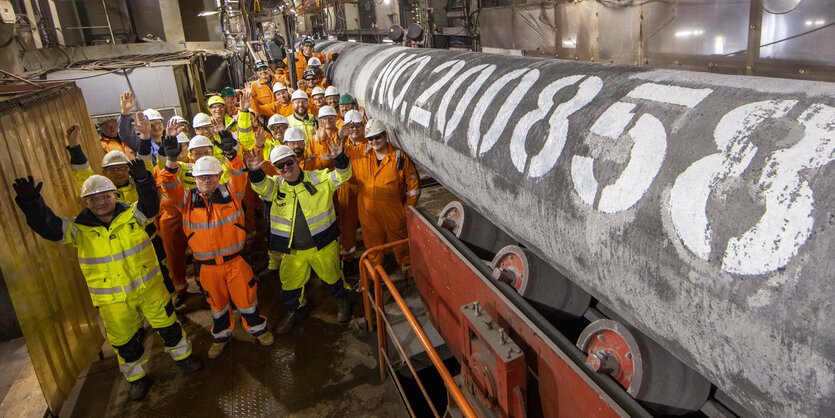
[319,41,835,417]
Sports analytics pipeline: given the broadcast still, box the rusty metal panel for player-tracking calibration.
[0,83,105,413]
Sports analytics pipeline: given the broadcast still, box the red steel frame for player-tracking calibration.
[403,207,628,417]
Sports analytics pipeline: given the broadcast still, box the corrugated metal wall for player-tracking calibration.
[0,83,105,413]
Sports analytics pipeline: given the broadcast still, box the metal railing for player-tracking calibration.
[358,240,476,418]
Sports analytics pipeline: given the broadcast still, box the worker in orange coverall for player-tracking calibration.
[340,119,420,275]
[158,130,274,359]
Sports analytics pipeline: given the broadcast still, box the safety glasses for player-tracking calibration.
[274,159,296,170]
[367,134,385,142]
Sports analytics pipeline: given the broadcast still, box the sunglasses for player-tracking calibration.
[367,134,385,142]
[274,159,296,170]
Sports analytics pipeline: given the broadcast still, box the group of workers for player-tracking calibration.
[11,37,420,402]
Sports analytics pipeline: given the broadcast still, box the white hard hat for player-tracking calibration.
[188,135,213,151]
[101,150,129,168]
[192,113,212,128]
[318,106,338,118]
[283,127,305,142]
[192,156,223,176]
[343,110,363,124]
[272,83,288,93]
[170,115,187,124]
[143,109,163,121]
[268,114,289,127]
[81,175,116,197]
[291,90,308,101]
[269,145,295,164]
[365,119,386,138]
[176,132,190,144]
[325,86,339,97]
[307,57,322,67]
[311,86,325,97]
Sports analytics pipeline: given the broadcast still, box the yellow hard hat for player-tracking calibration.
[80,175,116,197]
[207,95,225,107]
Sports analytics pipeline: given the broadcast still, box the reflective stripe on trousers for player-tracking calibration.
[119,353,148,382]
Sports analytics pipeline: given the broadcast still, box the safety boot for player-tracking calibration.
[336,296,351,324]
[256,331,275,346]
[176,355,203,373]
[128,377,150,401]
[258,268,279,281]
[207,340,230,359]
[173,293,188,309]
[276,309,305,335]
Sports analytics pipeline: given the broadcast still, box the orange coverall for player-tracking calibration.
[159,155,268,341]
[344,143,420,267]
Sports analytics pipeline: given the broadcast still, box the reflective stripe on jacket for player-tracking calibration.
[251,164,352,254]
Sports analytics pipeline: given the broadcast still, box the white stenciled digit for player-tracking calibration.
[573,83,713,213]
[723,103,835,275]
[669,99,797,262]
[436,64,496,142]
[467,69,539,157]
[510,75,602,177]
[391,56,430,118]
[378,54,416,106]
[371,53,405,105]
[408,60,464,128]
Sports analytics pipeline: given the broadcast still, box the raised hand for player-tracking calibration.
[166,118,179,137]
[337,123,350,141]
[12,176,43,201]
[134,111,151,139]
[214,130,237,156]
[66,124,82,148]
[255,128,268,148]
[239,90,252,111]
[127,159,149,181]
[243,148,266,171]
[163,134,181,159]
[120,92,136,115]
[210,117,225,135]
[327,136,344,159]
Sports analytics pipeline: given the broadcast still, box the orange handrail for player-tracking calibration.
[358,244,477,418]
[357,239,410,331]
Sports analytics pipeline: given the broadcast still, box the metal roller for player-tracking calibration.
[490,245,591,320]
[437,201,516,258]
[577,319,711,415]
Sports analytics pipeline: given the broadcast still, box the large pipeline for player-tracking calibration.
[318,41,835,417]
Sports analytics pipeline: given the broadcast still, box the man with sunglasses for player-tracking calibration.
[298,69,317,95]
[342,119,420,277]
[244,133,353,333]
[13,157,203,401]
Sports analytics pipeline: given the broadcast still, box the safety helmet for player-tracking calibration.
[269,145,295,164]
[325,86,339,97]
[176,132,190,144]
[268,114,289,127]
[169,115,187,125]
[343,110,363,124]
[338,94,356,105]
[301,37,315,47]
[365,119,386,138]
[207,95,225,107]
[302,69,316,80]
[318,106,338,118]
[311,87,325,97]
[220,87,236,97]
[254,60,268,70]
[101,150,129,168]
[143,109,163,121]
[272,83,288,93]
[283,127,305,142]
[188,135,213,151]
[307,57,322,67]
[192,113,212,128]
[291,90,309,101]
[192,156,223,176]
[80,175,116,198]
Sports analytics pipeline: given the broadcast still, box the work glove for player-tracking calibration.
[12,176,43,201]
[214,130,237,157]
[163,135,181,161]
[127,159,149,181]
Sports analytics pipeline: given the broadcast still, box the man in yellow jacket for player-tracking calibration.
[12,161,202,401]
[243,136,352,333]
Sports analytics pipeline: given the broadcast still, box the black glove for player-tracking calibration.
[127,160,149,181]
[12,176,43,201]
[214,130,237,156]
[163,135,180,161]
